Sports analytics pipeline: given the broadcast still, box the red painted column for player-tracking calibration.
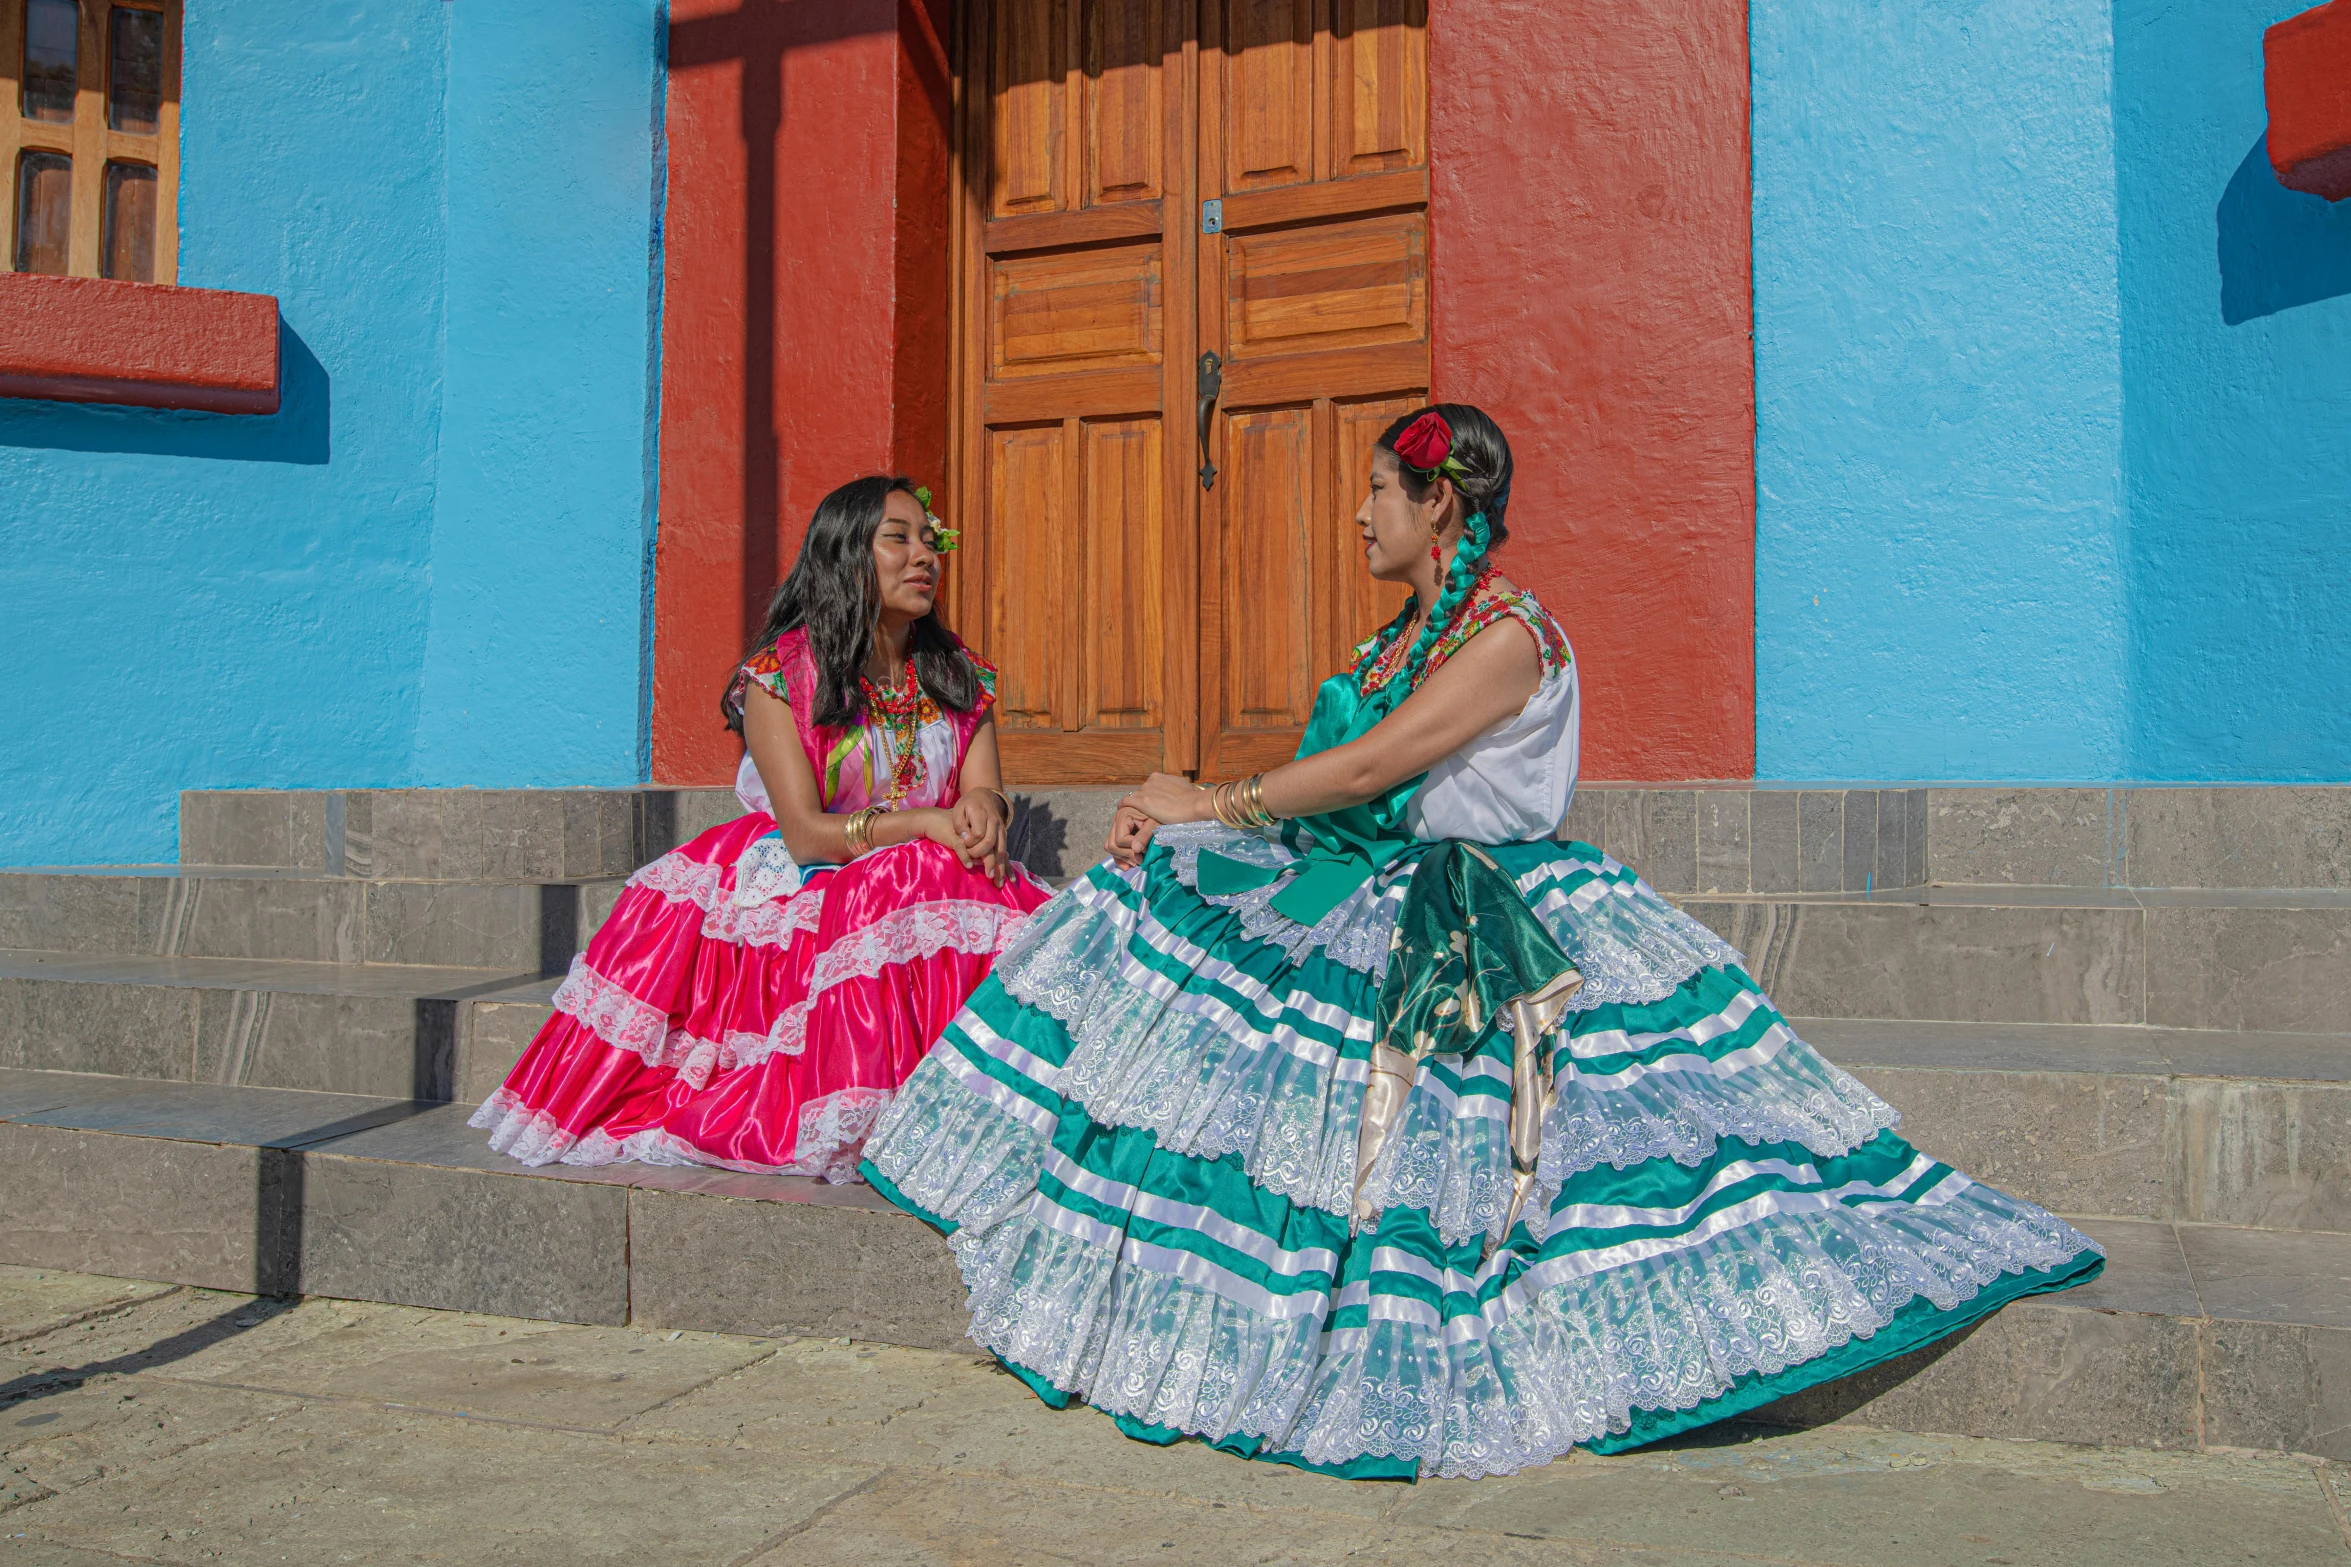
[1429,0,1756,781]
[653,0,950,785]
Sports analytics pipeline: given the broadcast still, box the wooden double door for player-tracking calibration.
[946,0,1428,784]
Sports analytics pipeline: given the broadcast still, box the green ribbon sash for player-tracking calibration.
[1194,644,1428,926]
[1375,840,1577,1064]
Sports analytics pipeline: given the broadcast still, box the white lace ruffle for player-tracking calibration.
[625,844,828,950]
[936,1163,2097,1480]
[473,1083,892,1183]
[865,1053,1053,1234]
[730,834,806,905]
[1536,1022,1900,1197]
[1354,1054,1516,1248]
[469,1086,579,1166]
[952,1208,1326,1443]
[762,899,1033,1057]
[1522,854,1748,1014]
[629,848,727,909]
[992,879,1372,1220]
[788,1086,896,1183]
[549,954,670,1060]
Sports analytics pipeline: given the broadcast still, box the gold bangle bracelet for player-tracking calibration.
[970,785,1013,821]
[844,805,883,858]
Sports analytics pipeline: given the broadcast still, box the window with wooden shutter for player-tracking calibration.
[2,0,180,282]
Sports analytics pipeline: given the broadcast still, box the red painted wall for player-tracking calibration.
[652,0,950,785]
[1429,0,1756,781]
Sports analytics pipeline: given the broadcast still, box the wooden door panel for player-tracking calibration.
[1081,417,1168,728]
[1218,407,1317,731]
[960,0,1425,784]
[958,0,1194,785]
[1332,0,1426,177]
[1197,0,1429,778]
[1084,0,1167,206]
[1221,0,1316,191]
[986,423,1074,731]
[1225,213,1425,357]
[991,245,1167,377]
[992,0,1072,216]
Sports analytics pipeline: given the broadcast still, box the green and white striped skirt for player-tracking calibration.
[860,822,2104,1481]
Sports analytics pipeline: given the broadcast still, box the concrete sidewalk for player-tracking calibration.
[0,1268,2345,1566]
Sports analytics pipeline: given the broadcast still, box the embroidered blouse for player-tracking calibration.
[722,629,998,816]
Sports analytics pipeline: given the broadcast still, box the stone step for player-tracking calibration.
[0,866,628,972]
[0,950,555,1102]
[16,858,2347,1032]
[180,784,2351,892]
[174,785,1126,885]
[1564,784,2351,895]
[7,988,2349,1236]
[1676,887,2351,1032]
[0,1064,2340,1459]
[1803,1018,2351,1233]
[0,1069,958,1343]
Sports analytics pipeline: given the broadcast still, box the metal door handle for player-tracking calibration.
[1196,351,1222,490]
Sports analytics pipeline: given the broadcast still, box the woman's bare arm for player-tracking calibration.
[742,683,980,866]
[1125,617,1542,826]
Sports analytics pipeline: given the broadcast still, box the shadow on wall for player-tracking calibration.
[2218,138,2351,324]
[0,318,330,464]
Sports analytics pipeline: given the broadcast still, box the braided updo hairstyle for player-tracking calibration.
[1375,403,1515,688]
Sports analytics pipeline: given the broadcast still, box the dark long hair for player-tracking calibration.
[1375,402,1514,549]
[722,474,981,732]
[1371,404,1517,688]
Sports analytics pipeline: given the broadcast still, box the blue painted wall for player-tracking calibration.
[1755,0,2351,783]
[1752,0,2128,782]
[2118,0,2351,780]
[0,0,663,867]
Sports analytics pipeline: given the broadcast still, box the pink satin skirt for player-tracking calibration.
[469,812,1051,1181]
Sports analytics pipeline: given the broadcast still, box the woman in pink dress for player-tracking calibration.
[471,475,1052,1180]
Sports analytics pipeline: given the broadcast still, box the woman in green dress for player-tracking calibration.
[860,404,2104,1480]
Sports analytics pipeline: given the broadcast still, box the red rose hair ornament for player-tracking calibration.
[1391,411,1455,474]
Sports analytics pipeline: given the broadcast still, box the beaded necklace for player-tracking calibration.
[1357,564,1497,697]
[859,655,930,804]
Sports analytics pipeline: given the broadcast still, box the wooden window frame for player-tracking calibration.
[0,0,181,282]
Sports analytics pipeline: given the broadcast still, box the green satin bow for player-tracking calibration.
[1193,633,1427,926]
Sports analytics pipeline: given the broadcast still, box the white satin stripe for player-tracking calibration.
[1498,1155,1950,1315]
[1564,1022,1803,1091]
[1545,1156,1827,1230]
[952,1013,1067,1095]
[1042,1150,1342,1279]
[937,1038,1060,1136]
[1565,988,1767,1060]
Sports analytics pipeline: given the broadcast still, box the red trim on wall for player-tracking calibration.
[2266,0,2351,201]
[651,1,950,785]
[0,273,279,415]
[1428,0,1757,782]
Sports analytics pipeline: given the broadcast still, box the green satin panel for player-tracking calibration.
[1194,653,1430,927]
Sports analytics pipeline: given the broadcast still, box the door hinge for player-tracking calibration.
[1200,199,1223,234]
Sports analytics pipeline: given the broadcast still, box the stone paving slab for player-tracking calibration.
[0,1272,2345,1566]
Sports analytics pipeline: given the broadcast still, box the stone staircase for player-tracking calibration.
[0,784,2344,1460]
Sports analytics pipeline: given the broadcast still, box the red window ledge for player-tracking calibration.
[0,273,280,415]
[2267,0,2351,201]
